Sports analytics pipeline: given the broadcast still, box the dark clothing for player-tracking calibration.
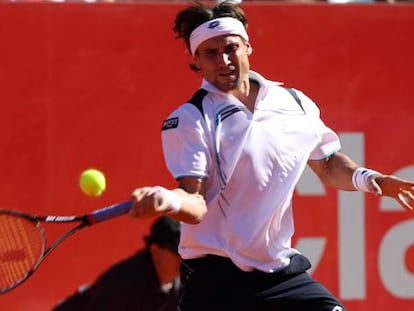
[54,249,180,311]
[178,254,346,311]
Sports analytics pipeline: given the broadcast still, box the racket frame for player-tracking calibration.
[0,201,130,294]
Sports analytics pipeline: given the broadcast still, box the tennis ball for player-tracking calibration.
[79,168,106,197]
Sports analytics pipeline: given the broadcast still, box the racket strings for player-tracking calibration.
[0,214,45,290]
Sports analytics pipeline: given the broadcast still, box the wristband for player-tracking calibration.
[153,186,182,213]
[352,167,380,193]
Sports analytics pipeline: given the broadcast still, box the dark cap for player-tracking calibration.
[145,216,181,254]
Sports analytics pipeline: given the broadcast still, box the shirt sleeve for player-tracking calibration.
[293,89,341,160]
[161,103,212,179]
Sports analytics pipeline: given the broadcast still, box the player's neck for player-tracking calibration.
[232,79,259,112]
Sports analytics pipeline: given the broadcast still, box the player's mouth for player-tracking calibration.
[218,70,237,80]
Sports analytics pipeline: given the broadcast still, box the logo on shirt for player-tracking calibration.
[162,117,179,131]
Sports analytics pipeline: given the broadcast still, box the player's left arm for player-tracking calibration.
[308,151,414,211]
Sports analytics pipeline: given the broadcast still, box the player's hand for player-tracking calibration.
[128,186,207,223]
[374,175,414,211]
[129,187,166,218]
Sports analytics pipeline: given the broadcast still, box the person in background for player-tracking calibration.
[127,1,414,310]
[53,215,181,311]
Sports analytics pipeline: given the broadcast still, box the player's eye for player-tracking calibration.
[224,44,239,55]
[204,49,217,57]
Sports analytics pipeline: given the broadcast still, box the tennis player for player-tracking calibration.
[128,1,414,310]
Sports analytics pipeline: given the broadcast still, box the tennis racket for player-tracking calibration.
[0,201,131,294]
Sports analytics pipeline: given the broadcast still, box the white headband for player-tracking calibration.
[189,17,249,55]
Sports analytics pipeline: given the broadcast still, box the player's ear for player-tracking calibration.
[193,54,201,70]
[245,42,253,56]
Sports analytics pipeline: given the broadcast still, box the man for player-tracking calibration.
[53,216,181,311]
[128,1,414,310]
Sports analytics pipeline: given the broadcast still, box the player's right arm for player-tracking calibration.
[128,177,207,224]
[129,100,211,223]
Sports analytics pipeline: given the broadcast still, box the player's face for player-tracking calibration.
[194,35,252,93]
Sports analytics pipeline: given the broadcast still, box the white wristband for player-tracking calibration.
[153,186,182,213]
[352,167,380,192]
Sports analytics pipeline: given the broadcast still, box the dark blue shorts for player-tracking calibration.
[178,254,346,311]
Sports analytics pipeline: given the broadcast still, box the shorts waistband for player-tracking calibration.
[182,253,311,279]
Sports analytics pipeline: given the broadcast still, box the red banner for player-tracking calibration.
[0,3,413,310]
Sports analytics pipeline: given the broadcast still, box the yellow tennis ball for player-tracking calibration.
[79,169,106,197]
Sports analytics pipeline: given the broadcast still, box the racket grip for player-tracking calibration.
[89,201,131,224]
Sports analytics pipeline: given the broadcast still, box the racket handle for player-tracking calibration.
[89,201,131,224]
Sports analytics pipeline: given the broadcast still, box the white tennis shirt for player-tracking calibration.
[161,71,340,272]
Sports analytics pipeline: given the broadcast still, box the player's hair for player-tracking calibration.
[173,0,248,71]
